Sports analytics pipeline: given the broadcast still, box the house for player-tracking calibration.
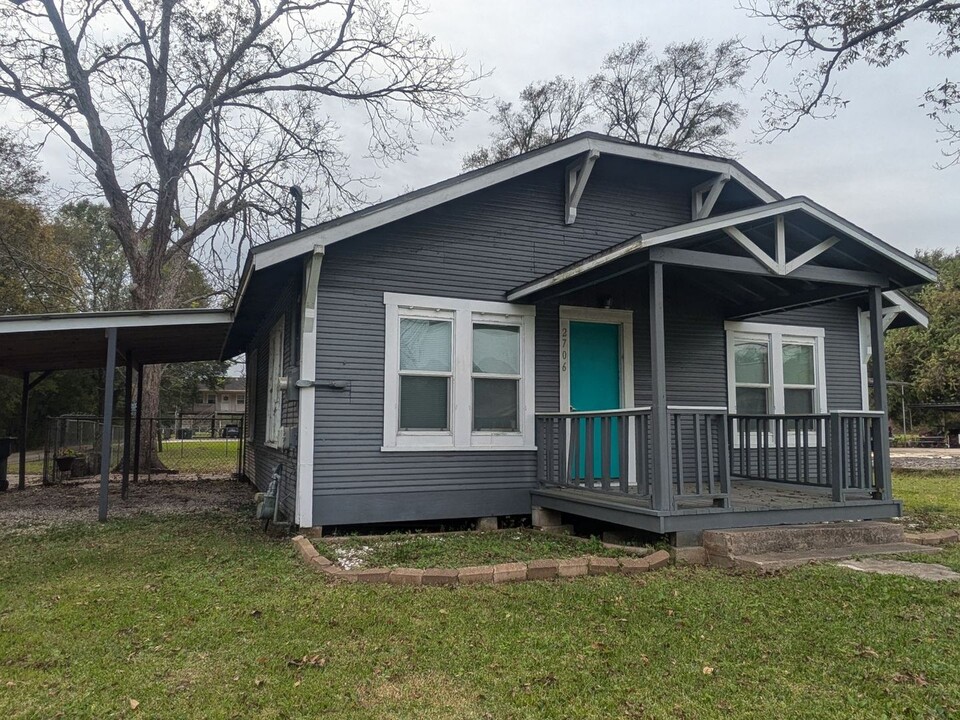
[192,378,246,415]
[223,132,934,537]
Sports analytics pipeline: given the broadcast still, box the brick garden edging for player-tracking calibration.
[291,535,671,586]
[905,529,960,546]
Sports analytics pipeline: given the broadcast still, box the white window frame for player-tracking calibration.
[265,317,285,448]
[725,321,827,415]
[382,292,536,452]
[725,321,828,448]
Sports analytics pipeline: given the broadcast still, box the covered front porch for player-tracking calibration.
[512,195,933,534]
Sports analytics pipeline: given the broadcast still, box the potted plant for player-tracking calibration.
[55,449,79,473]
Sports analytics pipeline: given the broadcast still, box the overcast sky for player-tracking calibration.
[22,0,959,257]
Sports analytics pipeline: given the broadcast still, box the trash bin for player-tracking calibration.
[0,437,17,492]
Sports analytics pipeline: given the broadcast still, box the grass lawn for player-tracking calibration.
[2,508,959,719]
[153,438,240,475]
[318,530,633,569]
[893,470,960,531]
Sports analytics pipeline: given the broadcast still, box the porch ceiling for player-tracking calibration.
[0,309,234,375]
[507,197,936,308]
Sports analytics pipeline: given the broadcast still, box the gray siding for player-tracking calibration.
[245,275,301,520]
[308,155,864,527]
[312,157,696,526]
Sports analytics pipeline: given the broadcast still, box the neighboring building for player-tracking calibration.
[192,378,246,415]
[222,132,935,535]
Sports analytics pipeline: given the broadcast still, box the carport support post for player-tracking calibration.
[649,262,671,511]
[868,287,893,501]
[18,371,28,490]
[121,350,133,499]
[133,362,143,485]
[98,327,118,521]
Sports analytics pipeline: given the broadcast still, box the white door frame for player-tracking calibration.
[559,305,635,412]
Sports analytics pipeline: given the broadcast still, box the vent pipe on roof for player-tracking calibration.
[289,186,304,232]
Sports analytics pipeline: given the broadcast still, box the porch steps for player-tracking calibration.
[703,522,939,571]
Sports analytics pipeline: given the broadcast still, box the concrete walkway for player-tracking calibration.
[836,558,960,582]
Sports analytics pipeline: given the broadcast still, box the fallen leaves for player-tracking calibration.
[287,654,327,669]
[702,666,715,676]
[129,698,139,710]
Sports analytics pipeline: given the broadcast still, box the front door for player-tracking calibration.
[569,320,622,478]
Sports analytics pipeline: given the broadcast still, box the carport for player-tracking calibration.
[0,309,235,519]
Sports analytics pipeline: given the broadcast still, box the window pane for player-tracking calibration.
[783,343,814,385]
[784,388,815,414]
[473,378,519,431]
[399,376,449,430]
[473,324,520,374]
[734,341,769,384]
[736,387,768,414]
[400,319,451,372]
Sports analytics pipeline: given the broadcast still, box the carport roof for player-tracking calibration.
[0,308,234,375]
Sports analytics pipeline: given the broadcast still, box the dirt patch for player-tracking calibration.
[0,475,254,535]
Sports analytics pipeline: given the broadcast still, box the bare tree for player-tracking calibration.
[462,76,592,169]
[0,0,480,425]
[0,130,45,199]
[463,37,747,169]
[741,0,960,165]
[593,39,748,155]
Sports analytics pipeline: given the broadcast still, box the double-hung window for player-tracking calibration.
[383,293,535,451]
[726,321,827,415]
[265,317,285,447]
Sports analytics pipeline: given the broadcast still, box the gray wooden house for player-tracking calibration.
[223,132,934,535]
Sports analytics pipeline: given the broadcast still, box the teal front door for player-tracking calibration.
[569,321,622,478]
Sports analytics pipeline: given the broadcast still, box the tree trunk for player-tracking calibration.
[136,364,165,472]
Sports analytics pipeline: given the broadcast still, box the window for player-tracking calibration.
[237,394,245,406]
[726,321,827,415]
[206,394,215,404]
[265,318,285,447]
[383,293,535,451]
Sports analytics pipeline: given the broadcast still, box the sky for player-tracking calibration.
[18,0,960,257]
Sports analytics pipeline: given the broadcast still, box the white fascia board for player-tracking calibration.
[252,137,779,272]
[0,310,233,335]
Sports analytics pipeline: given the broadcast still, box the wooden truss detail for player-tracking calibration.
[565,149,600,224]
[691,173,730,220]
[723,214,840,277]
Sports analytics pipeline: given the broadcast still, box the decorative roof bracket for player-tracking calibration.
[565,149,600,224]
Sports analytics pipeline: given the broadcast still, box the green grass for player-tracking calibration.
[2,510,960,719]
[153,438,240,475]
[318,530,630,569]
[893,470,960,531]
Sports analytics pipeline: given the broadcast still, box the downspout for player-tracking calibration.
[295,244,324,528]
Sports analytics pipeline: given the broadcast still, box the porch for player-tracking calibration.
[533,407,901,534]
[510,194,934,535]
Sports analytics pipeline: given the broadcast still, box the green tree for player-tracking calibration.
[886,249,960,429]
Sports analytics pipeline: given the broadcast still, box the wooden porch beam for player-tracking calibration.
[784,236,840,275]
[868,287,893,500]
[723,226,780,274]
[648,247,886,287]
[649,263,671,512]
[98,327,118,522]
[565,149,600,224]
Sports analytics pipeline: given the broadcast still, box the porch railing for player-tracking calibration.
[537,408,890,508]
[729,411,887,500]
[535,406,731,508]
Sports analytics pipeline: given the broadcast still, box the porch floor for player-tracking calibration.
[531,480,904,535]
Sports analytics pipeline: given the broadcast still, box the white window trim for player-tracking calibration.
[246,350,257,440]
[725,321,828,448]
[558,306,634,413]
[382,292,536,452]
[265,317,285,448]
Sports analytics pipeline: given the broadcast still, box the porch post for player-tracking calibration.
[121,350,133,500]
[649,262,671,511]
[98,327,118,522]
[18,371,28,491]
[868,287,892,500]
[132,362,143,486]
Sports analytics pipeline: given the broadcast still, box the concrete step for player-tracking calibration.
[703,521,905,558]
[713,542,939,572]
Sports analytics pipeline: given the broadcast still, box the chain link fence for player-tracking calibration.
[43,414,244,483]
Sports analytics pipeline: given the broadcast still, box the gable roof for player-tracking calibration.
[244,132,782,274]
[506,196,937,302]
